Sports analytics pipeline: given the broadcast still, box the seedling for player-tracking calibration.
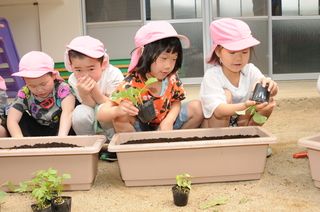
[176,174,194,192]
[13,168,71,210]
[234,105,267,124]
[111,78,158,107]
[0,181,14,204]
[0,183,7,204]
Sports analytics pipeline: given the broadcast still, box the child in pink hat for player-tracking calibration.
[65,36,124,161]
[0,76,8,137]
[97,21,203,133]
[7,51,76,137]
[200,18,278,133]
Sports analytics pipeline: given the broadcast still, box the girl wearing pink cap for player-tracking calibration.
[98,21,203,133]
[200,18,278,130]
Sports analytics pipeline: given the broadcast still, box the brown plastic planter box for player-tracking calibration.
[108,126,277,186]
[0,135,105,192]
[298,134,320,188]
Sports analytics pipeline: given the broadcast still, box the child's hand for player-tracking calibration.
[118,100,139,117]
[244,99,256,108]
[158,119,174,131]
[254,78,278,96]
[255,97,277,112]
[77,75,96,95]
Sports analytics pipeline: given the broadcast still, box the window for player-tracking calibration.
[147,0,202,20]
[85,0,141,22]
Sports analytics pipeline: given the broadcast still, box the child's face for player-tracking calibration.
[24,73,55,98]
[216,47,250,73]
[150,51,178,80]
[70,56,107,82]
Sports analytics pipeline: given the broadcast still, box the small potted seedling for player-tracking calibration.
[172,174,193,207]
[13,167,71,212]
[111,77,158,123]
[234,83,269,124]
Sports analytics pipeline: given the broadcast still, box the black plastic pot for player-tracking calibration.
[31,203,52,212]
[137,99,156,123]
[51,196,72,212]
[252,83,270,103]
[172,185,190,207]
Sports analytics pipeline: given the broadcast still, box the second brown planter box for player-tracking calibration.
[298,134,320,188]
[108,126,278,186]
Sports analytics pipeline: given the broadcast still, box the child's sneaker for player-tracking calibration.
[229,115,238,127]
[267,147,272,157]
[100,149,117,162]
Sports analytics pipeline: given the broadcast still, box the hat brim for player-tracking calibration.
[12,70,64,81]
[221,37,260,51]
[205,37,260,64]
[66,45,104,58]
[64,50,109,72]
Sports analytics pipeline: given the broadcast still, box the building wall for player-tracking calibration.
[0,0,83,62]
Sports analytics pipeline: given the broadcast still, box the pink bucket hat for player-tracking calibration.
[206,18,260,64]
[128,21,190,72]
[64,35,109,72]
[12,51,64,81]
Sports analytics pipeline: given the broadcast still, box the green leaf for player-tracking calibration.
[239,198,250,204]
[248,105,256,115]
[62,174,71,179]
[200,196,228,210]
[145,78,158,86]
[253,113,267,124]
[235,105,267,124]
[0,190,7,203]
[6,181,15,192]
[176,174,194,190]
[234,109,247,115]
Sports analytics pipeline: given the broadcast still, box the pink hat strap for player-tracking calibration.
[128,46,144,73]
[0,76,6,90]
[53,70,65,82]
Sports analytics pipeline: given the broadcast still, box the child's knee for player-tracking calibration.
[188,100,204,117]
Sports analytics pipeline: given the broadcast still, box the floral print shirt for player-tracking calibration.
[113,71,186,126]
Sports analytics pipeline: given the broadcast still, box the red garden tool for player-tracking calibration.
[293,152,308,158]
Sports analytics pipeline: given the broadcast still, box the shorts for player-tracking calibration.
[133,101,190,132]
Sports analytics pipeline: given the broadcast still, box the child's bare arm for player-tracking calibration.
[90,83,109,105]
[97,100,138,123]
[7,107,24,137]
[58,95,75,136]
[214,100,256,119]
[158,101,181,131]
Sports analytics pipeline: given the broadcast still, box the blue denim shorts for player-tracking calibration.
[133,101,189,132]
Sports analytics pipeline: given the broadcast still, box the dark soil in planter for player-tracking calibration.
[123,134,260,145]
[0,142,81,150]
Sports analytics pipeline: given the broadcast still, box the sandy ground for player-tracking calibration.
[1,96,320,212]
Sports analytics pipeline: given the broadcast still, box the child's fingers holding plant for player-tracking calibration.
[118,100,139,116]
[255,99,276,112]
[244,99,256,108]
[266,80,278,96]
